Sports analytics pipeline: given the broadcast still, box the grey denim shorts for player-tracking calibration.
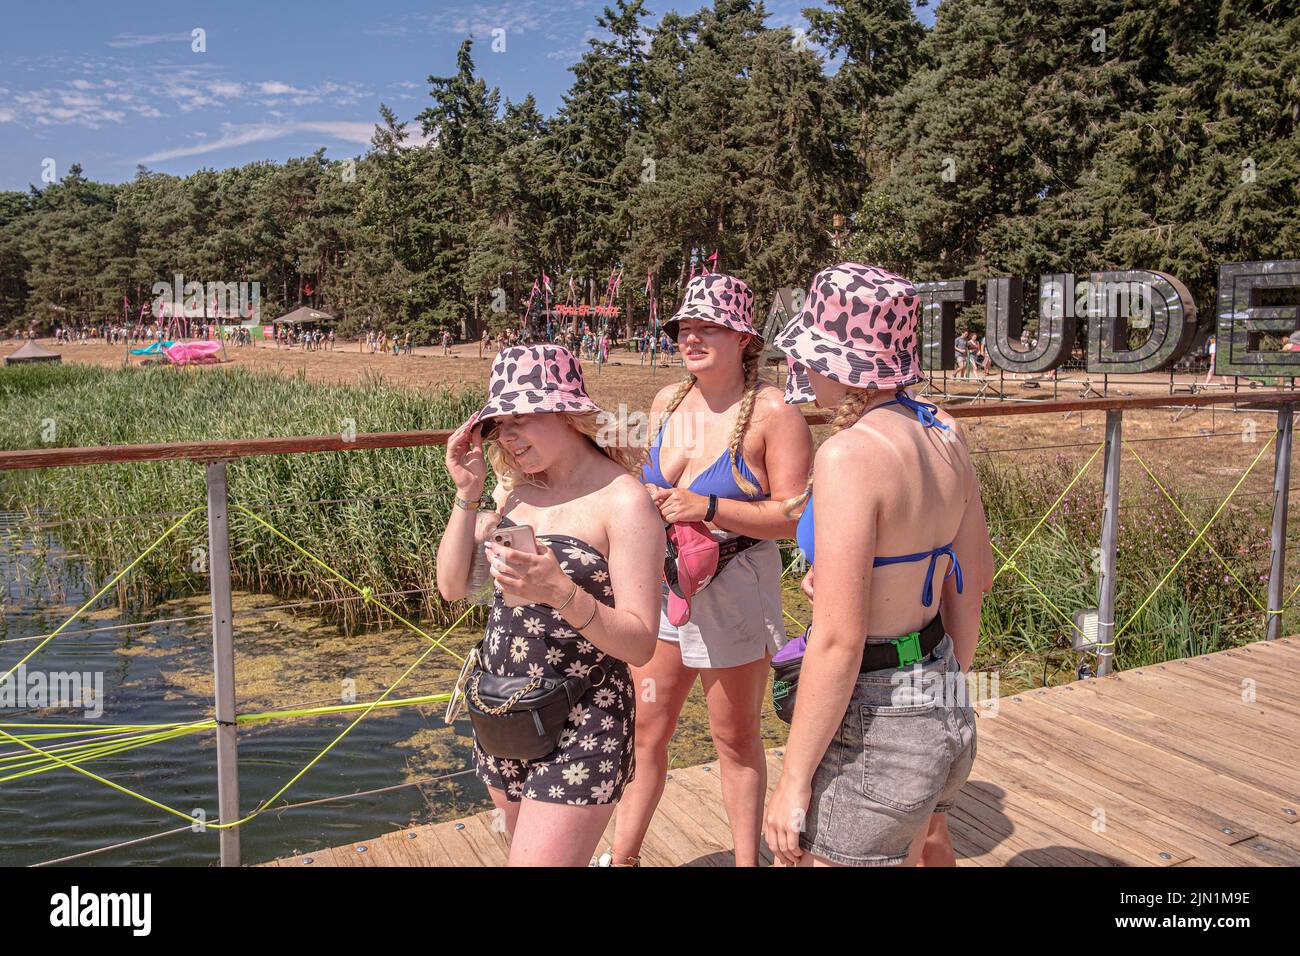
[800,634,976,866]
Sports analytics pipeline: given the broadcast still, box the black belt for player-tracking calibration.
[717,535,762,563]
[860,610,946,671]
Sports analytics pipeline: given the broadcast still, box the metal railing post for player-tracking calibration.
[1096,409,1123,676]
[1266,404,1295,641]
[205,460,241,866]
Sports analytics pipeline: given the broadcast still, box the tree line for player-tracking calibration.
[0,0,1295,341]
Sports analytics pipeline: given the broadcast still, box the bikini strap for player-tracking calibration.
[893,389,949,431]
[874,542,964,607]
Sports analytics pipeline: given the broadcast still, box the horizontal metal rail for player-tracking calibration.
[2,390,1298,472]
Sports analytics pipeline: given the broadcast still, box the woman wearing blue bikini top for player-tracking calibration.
[764,263,994,868]
[602,273,813,867]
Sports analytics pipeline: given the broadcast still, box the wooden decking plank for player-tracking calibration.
[947,779,1104,866]
[1019,679,1300,805]
[959,778,1141,866]
[1095,670,1300,761]
[424,820,490,867]
[380,828,448,866]
[431,815,507,867]
[461,813,511,865]
[962,755,1186,866]
[1157,659,1300,720]
[1225,639,1300,674]
[983,712,1289,865]
[668,765,735,837]
[293,846,342,867]
[325,840,373,866]
[627,780,716,866]
[1006,692,1285,832]
[946,803,1046,866]
[1192,640,1300,678]
[656,774,736,864]
[1024,682,1300,817]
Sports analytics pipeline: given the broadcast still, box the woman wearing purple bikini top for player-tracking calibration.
[601,272,813,868]
[765,263,994,868]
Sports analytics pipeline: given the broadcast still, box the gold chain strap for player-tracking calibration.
[469,672,542,716]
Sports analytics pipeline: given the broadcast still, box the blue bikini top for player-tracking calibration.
[795,390,963,608]
[641,407,767,502]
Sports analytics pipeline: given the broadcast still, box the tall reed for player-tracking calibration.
[0,364,483,630]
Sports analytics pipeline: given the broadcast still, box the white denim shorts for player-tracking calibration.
[657,537,786,669]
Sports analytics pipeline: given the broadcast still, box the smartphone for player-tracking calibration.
[489,524,537,608]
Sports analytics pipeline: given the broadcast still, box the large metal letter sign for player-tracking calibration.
[916,279,977,371]
[984,275,1077,373]
[1215,260,1300,377]
[1085,271,1197,374]
[762,288,804,364]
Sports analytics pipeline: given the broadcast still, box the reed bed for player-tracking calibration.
[0,363,482,630]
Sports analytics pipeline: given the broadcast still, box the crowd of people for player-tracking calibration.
[437,264,994,867]
[275,326,335,351]
[362,329,411,356]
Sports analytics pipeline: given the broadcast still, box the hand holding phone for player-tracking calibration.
[487,524,539,608]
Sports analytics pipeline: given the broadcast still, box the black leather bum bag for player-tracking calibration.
[466,663,604,761]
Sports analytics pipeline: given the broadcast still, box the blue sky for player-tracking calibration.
[0,1,936,191]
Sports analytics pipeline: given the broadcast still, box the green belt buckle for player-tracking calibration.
[892,631,923,667]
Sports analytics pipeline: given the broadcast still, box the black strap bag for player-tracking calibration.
[466,663,604,762]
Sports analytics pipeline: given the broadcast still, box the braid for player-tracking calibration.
[780,387,871,518]
[726,338,765,498]
[637,374,696,474]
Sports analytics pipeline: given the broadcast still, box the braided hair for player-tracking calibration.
[640,335,767,498]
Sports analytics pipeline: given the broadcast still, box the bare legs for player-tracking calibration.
[700,655,771,866]
[487,787,617,866]
[611,640,771,865]
[609,639,698,864]
[917,813,958,866]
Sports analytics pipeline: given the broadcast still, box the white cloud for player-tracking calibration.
[137,118,433,162]
[139,124,290,162]
[259,81,305,96]
[106,32,193,49]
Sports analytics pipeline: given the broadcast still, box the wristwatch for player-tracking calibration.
[454,496,482,511]
[704,493,718,522]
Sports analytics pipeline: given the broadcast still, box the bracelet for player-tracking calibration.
[454,496,482,511]
[554,581,579,612]
[704,493,718,522]
[574,592,599,631]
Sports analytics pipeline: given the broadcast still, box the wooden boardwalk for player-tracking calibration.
[263,638,1300,867]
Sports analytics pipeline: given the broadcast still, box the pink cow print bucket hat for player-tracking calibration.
[663,273,760,342]
[467,345,603,435]
[774,262,922,390]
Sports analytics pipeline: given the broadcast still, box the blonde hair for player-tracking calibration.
[486,410,639,492]
[639,335,766,497]
[780,387,871,518]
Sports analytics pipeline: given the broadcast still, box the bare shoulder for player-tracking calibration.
[752,382,803,426]
[816,425,879,475]
[602,471,660,519]
[651,380,686,412]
